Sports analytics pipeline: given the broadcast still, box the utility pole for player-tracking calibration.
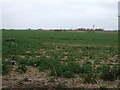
[93,25,95,30]
[118,1,120,31]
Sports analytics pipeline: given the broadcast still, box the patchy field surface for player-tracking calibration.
[2,30,120,88]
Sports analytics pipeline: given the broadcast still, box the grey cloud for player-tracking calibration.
[2,1,118,30]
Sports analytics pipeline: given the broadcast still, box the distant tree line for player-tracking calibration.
[51,28,104,31]
[77,28,104,31]
[2,28,118,32]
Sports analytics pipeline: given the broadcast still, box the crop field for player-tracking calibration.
[2,30,120,88]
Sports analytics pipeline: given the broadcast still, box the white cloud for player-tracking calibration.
[1,1,118,30]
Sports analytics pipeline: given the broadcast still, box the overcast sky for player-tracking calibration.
[1,0,119,30]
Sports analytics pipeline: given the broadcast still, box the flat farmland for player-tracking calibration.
[2,30,120,88]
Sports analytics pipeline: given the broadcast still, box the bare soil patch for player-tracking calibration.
[2,65,120,88]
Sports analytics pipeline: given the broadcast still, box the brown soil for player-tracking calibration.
[2,66,120,89]
[17,55,26,58]
[43,42,118,48]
